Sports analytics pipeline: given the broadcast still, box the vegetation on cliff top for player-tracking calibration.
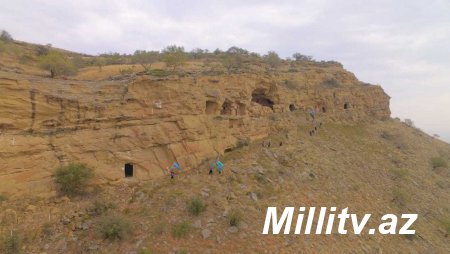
[0,29,343,79]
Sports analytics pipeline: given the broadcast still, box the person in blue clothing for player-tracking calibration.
[172,162,182,170]
[215,159,224,174]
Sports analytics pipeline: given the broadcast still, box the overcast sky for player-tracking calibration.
[1,0,449,141]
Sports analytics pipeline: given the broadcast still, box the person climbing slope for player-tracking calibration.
[209,165,214,175]
[171,161,182,171]
[215,157,224,174]
[167,161,182,179]
[308,108,316,121]
[166,166,175,179]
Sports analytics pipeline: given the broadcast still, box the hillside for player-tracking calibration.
[0,40,449,253]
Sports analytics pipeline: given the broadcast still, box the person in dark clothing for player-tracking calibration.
[170,170,175,179]
[209,166,213,175]
[308,109,316,121]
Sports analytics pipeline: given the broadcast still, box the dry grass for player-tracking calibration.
[431,157,447,169]
[172,221,191,238]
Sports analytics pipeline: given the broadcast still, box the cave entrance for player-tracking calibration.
[205,101,218,115]
[344,103,349,109]
[251,89,274,109]
[289,104,296,112]
[124,163,134,177]
[224,148,233,153]
[220,100,233,115]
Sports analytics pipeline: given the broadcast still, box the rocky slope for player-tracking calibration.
[0,117,449,253]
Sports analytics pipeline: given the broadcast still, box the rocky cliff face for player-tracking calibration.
[0,66,390,195]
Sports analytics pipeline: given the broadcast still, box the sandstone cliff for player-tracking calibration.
[0,65,390,195]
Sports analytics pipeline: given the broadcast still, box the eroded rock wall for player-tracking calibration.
[0,69,390,194]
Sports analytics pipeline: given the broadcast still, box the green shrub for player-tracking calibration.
[71,55,89,69]
[172,221,191,238]
[321,78,340,88]
[88,200,116,216]
[236,138,250,148]
[292,52,313,61]
[162,45,187,70]
[36,45,50,56]
[431,157,447,169]
[41,222,54,238]
[0,41,5,53]
[153,222,166,235]
[380,131,394,140]
[132,50,159,71]
[0,193,7,202]
[441,217,450,234]
[404,226,416,241]
[119,67,134,75]
[38,51,77,78]
[138,250,152,254]
[0,30,13,42]
[19,54,33,64]
[1,233,21,254]
[283,79,299,90]
[228,210,242,227]
[255,174,268,184]
[389,168,409,180]
[392,188,408,207]
[99,216,132,240]
[404,119,414,127]
[54,163,94,196]
[221,54,243,72]
[147,69,172,77]
[187,197,206,216]
[264,51,281,69]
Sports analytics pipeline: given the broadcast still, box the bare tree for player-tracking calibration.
[162,45,187,70]
[404,119,414,127]
[292,52,313,61]
[0,30,13,42]
[38,51,77,78]
[132,50,159,71]
[264,51,281,69]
